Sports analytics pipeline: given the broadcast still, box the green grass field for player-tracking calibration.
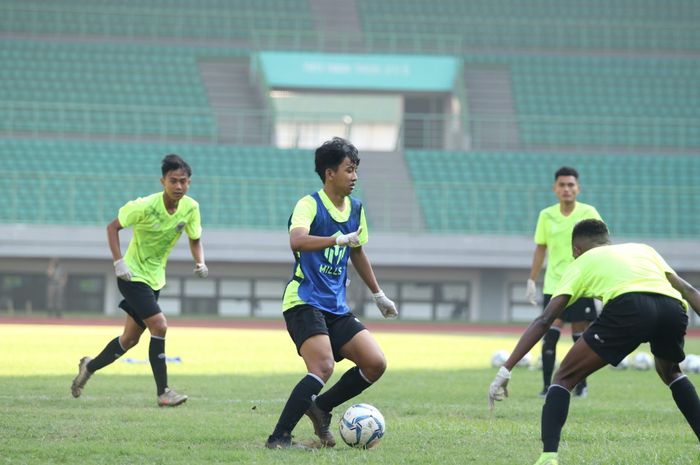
[1,323,699,465]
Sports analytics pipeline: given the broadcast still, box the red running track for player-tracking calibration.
[2,315,700,337]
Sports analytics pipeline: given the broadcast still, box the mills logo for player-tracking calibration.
[319,243,346,276]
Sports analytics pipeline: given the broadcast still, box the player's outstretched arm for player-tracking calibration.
[503,294,569,370]
[488,295,569,410]
[350,247,398,319]
[667,273,700,317]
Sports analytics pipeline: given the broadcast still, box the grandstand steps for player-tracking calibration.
[199,59,270,145]
[356,151,425,233]
[308,0,364,51]
[464,67,520,150]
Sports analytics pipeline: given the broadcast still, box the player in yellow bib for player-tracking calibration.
[490,219,700,465]
[71,154,208,407]
[527,166,602,398]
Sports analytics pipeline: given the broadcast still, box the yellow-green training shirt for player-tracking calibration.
[283,190,368,311]
[553,243,687,310]
[534,202,601,294]
[118,192,202,290]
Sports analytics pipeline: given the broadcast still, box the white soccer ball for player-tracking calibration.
[516,353,532,369]
[531,354,543,371]
[682,354,700,374]
[339,403,385,449]
[610,356,629,370]
[491,350,509,368]
[631,352,654,371]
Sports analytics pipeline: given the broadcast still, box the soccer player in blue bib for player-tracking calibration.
[265,137,398,449]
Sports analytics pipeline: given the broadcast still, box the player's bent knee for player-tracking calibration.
[121,336,140,350]
[311,358,335,382]
[362,357,387,382]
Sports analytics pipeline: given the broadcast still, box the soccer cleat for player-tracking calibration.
[533,452,559,465]
[539,387,549,399]
[157,388,188,407]
[71,356,94,398]
[265,433,309,450]
[305,397,336,447]
[574,384,588,398]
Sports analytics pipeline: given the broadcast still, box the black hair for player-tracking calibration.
[555,166,579,181]
[161,154,192,177]
[572,219,609,244]
[314,137,360,182]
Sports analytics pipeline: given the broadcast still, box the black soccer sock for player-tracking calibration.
[541,384,571,452]
[86,336,126,372]
[149,336,168,396]
[271,374,325,438]
[315,367,373,412]
[542,328,560,389]
[571,332,587,388]
[670,375,700,442]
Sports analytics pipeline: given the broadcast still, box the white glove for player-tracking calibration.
[526,279,538,306]
[488,366,511,411]
[194,263,208,278]
[114,258,132,281]
[373,290,398,319]
[335,226,363,248]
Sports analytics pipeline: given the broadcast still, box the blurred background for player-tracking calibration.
[1,0,699,324]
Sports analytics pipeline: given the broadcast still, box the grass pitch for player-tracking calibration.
[1,323,699,464]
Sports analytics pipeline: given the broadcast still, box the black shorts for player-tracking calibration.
[284,304,367,362]
[583,292,688,366]
[117,279,161,330]
[544,294,596,323]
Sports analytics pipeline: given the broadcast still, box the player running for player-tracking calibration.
[265,137,398,449]
[490,219,700,465]
[71,154,207,407]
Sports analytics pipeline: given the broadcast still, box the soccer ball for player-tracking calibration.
[610,356,629,370]
[631,352,654,371]
[516,353,531,369]
[681,354,700,373]
[491,350,509,368]
[339,403,385,449]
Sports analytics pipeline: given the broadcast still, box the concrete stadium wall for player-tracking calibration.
[1,224,699,323]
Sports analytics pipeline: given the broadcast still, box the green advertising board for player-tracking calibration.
[259,52,458,91]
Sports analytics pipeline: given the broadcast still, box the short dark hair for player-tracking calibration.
[555,166,579,180]
[161,154,192,177]
[314,137,360,182]
[572,219,609,243]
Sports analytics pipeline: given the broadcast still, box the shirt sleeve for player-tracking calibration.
[117,198,145,228]
[649,245,675,275]
[552,261,582,305]
[289,196,317,232]
[185,201,202,240]
[533,210,547,245]
[589,206,603,221]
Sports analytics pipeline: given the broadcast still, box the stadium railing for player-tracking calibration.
[2,4,698,53]
[2,103,698,152]
[3,170,699,239]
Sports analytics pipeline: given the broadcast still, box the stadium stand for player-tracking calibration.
[358,0,700,52]
[0,40,221,139]
[2,138,324,229]
[405,150,700,238]
[465,54,700,149]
